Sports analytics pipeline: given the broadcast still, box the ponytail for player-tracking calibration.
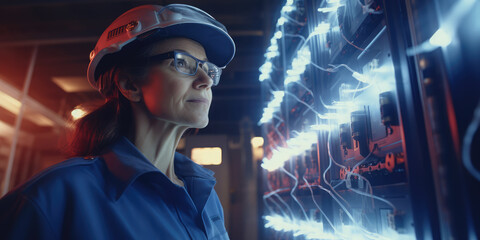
[67,67,134,157]
[67,40,156,157]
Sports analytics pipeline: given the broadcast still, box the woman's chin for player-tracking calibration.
[194,119,209,129]
[184,117,209,129]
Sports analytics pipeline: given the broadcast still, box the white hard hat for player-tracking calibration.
[87,4,236,90]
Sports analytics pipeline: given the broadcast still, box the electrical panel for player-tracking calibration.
[258,0,480,239]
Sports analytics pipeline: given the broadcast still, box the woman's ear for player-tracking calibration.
[116,75,142,102]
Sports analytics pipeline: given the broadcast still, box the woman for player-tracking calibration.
[0,4,235,240]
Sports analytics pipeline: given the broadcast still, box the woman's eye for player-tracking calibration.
[176,59,187,67]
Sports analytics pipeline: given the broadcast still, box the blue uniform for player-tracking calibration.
[0,137,229,239]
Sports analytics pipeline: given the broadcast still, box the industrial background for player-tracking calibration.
[1,0,479,239]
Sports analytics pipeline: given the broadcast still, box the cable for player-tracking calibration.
[356,0,384,15]
[302,176,337,232]
[351,77,364,100]
[273,117,288,147]
[283,91,322,116]
[342,84,372,93]
[265,178,295,218]
[284,33,306,45]
[281,167,309,220]
[323,132,352,208]
[462,99,480,181]
[342,145,397,212]
[263,193,280,215]
[327,131,383,211]
[341,31,365,51]
[265,79,281,92]
[311,62,337,73]
[281,13,307,26]
[332,179,345,189]
[313,184,355,223]
[291,81,314,97]
[326,131,373,197]
[318,95,341,110]
[328,63,357,74]
[348,187,397,212]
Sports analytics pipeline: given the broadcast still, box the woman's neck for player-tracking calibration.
[131,104,188,186]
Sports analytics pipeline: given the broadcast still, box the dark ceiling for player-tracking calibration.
[0,0,279,138]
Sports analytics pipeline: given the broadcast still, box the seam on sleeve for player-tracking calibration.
[21,194,59,240]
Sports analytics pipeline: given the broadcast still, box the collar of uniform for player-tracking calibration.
[173,151,217,213]
[173,152,215,180]
[102,136,215,201]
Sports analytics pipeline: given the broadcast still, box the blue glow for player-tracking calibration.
[429,28,452,47]
[309,22,331,37]
[285,47,311,85]
[258,91,285,124]
[261,132,317,171]
[264,214,416,240]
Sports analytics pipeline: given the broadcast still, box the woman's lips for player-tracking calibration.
[186,98,209,104]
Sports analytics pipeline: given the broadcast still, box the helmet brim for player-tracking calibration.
[142,23,236,68]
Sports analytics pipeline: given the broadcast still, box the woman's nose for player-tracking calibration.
[193,66,213,89]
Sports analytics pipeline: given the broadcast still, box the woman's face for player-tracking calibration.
[140,38,213,128]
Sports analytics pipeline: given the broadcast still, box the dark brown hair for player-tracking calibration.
[67,42,155,157]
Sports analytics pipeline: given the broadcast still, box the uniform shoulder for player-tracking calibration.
[4,156,104,200]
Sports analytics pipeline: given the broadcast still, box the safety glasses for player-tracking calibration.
[147,50,222,86]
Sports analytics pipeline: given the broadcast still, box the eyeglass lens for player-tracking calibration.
[174,52,221,85]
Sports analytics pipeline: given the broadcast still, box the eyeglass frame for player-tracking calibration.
[144,50,223,86]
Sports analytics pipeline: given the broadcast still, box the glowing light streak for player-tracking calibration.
[352,71,369,83]
[257,31,281,82]
[318,6,340,12]
[264,215,334,240]
[316,104,356,124]
[284,75,300,85]
[277,16,287,26]
[261,132,317,171]
[317,1,343,13]
[407,0,476,55]
[264,215,414,240]
[259,62,273,82]
[267,44,278,52]
[331,101,355,109]
[285,47,311,85]
[259,61,272,72]
[264,51,279,59]
[274,30,283,39]
[310,124,332,131]
[336,111,352,124]
[462,100,480,181]
[429,28,452,47]
[317,112,339,120]
[259,74,270,82]
[341,85,371,93]
[259,91,285,124]
[372,64,395,73]
[309,22,331,37]
[259,66,272,80]
[281,5,296,13]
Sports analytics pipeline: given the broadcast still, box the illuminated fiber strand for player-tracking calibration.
[407,0,476,55]
[285,47,311,85]
[261,132,317,171]
[264,215,335,239]
[258,91,285,124]
[264,214,413,240]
